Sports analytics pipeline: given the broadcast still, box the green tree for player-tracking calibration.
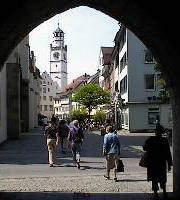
[93,110,106,124]
[72,83,110,120]
[70,108,88,123]
[154,63,170,103]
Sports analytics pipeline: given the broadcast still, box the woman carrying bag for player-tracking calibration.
[103,126,121,182]
[142,128,172,199]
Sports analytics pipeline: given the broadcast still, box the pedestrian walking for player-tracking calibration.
[44,121,59,167]
[155,119,165,135]
[42,116,48,132]
[143,128,173,199]
[103,126,121,182]
[56,115,59,125]
[67,120,84,169]
[51,114,57,125]
[58,119,69,153]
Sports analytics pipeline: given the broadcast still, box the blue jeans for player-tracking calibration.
[71,142,82,163]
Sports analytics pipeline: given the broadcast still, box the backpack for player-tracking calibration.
[45,125,57,138]
[73,127,84,143]
[58,124,69,138]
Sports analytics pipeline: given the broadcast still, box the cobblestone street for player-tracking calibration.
[0,128,173,199]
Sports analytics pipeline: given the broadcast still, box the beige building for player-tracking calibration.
[0,35,41,144]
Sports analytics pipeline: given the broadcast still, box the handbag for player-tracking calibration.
[117,158,124,172]
[139,152,148,168]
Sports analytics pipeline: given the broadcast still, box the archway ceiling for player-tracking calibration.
[0,0,179,80]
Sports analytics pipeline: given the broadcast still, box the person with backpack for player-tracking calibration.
[44,121,59,167]
[67,120,84,169]
[58,119,69,154]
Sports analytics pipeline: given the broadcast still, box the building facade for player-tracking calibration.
[54,74,90,119]
[98,47,113,90]
[98,47,114,121]
[39,71,60,120]
[50,23,67,91]
[54,72,100,120]
[112,25,172,132]
[0,36,41,143]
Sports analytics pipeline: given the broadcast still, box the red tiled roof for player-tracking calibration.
[61,74,90,96]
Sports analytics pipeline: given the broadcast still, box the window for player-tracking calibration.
[48,88,50,92]
[115,54,119,69]
[44,105,48,111]
[43,87,46,93]
[145,74,155,90]
[120,75,127,94]
[148,112,159,125]
[122,112,128,126]
[49,96,53,101]
[43,96,46,100]
[40,105,42,111]
[115,81,119,92]
[120,53,127,72]
[49,105,53,111]
[144,50,154,63]
[63,53,66,60]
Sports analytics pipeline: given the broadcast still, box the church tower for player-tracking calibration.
[50,23,67,91]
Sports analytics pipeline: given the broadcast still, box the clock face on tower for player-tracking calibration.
[53,52,60,60]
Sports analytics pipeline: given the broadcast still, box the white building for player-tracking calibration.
[113,25,172,132]
[54,95,70,119]
[39,71,60,120]
[50,23,67,91]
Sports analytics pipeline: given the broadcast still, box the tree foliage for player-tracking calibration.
[93,110,106,123]
[70,108,88,123]
[72,83,110,109]
[154,63,170,103]
[72,83,110,118]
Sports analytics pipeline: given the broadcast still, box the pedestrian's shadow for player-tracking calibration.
[80,165,105,170]
[116,179,147,182]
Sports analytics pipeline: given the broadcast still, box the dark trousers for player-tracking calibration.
[152,180,166,192]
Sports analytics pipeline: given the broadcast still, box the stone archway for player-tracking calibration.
[0,0,180,199]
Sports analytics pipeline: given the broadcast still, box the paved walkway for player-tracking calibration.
[0,128,173,199]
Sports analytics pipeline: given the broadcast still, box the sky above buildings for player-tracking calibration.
[29,6,120,84]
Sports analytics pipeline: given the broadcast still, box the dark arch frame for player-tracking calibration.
[0,0,180,199]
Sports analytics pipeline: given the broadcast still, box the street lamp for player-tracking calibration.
[114,92,125,130]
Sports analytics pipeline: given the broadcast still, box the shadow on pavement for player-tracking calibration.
[0,129,150,164]
[0,191,174,200]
